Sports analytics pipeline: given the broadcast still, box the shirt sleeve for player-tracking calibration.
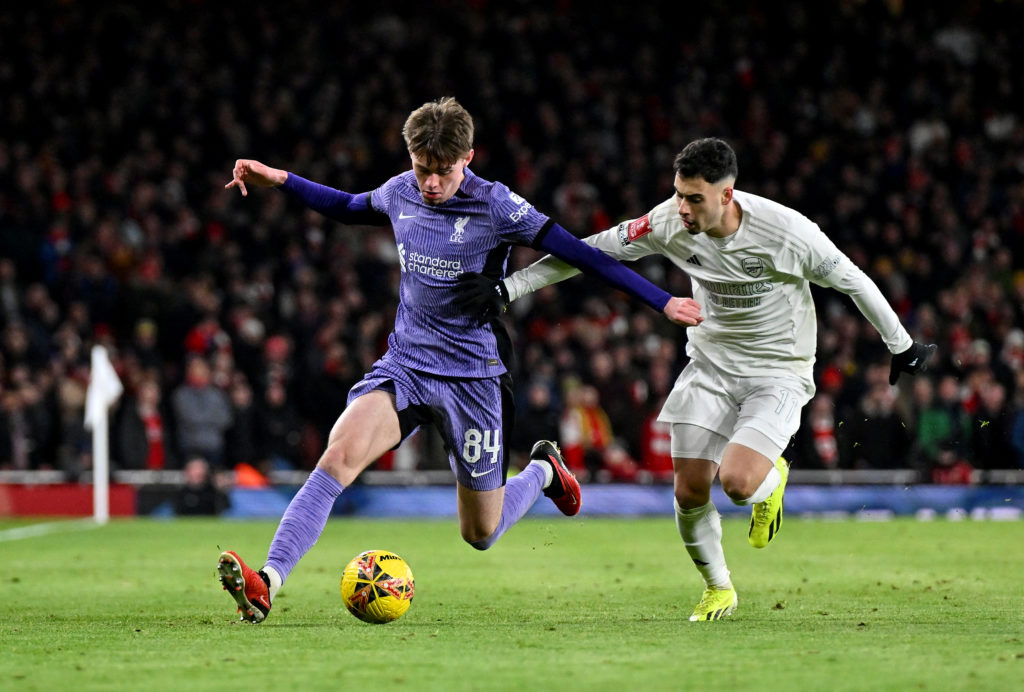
[831,264,913,354]
[785,220,912,355]
[281,174,389,226]
[532,223,669,311]
[367,175,400,217]
[504,211,662,301]
[488,182,551,245]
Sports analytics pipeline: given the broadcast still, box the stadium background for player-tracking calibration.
[1,0,1023,517]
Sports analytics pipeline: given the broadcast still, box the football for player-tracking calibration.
[339,549,415,624]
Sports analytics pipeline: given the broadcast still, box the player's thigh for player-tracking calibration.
[670,422,726,508]
[436,375,513,491]
[659,360,737,437]
[718,376,812,492]
[320,389,402,484]
[426,374,512,541]
[730,375,812,461]
[455,484,505,542]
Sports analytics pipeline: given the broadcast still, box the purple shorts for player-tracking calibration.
[348,355,514,490]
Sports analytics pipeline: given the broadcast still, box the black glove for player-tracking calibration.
[454,272,510,323]
[889,342,937,385]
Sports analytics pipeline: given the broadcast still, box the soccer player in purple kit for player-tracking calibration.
[216,97,703,623]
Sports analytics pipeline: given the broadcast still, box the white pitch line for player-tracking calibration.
[0,518,101,542]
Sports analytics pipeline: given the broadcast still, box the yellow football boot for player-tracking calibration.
[689,586,738,622]
[748,457,789,548]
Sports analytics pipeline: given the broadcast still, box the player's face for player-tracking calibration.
[673,174,734,236]
[410,150,474,205]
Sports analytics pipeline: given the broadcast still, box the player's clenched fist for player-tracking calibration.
[225,159,288,196]
[663,297,704,326]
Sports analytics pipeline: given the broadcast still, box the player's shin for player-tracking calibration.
[468,463,545,550]
[264,467,345,584]
[674,499,731,588]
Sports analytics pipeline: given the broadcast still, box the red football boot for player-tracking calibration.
[533,440,582,516]
[218,550,271,623]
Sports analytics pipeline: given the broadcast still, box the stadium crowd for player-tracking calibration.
[1,1,1024,487]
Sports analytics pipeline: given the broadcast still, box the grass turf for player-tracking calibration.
[1,516,1022,691]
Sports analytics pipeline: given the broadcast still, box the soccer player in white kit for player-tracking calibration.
[458,138,936,621]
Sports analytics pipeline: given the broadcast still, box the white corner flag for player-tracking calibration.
[84,345,123,524]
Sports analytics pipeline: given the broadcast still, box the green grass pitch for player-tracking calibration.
[2,516,1022,691]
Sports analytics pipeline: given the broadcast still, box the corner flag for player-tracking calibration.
[84,345,123,524]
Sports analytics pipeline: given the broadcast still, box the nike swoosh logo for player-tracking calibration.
[399,212,417,219]
[470,467,496,478]
[548,454,578,504]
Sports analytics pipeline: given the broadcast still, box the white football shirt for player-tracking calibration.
[505,189,911,380]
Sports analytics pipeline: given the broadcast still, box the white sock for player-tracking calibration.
[530,459,554,489]
[675,499,731,589]
[740,465,780,505]
[262,564,283,602]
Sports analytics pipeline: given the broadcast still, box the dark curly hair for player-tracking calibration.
[673,138,738,184]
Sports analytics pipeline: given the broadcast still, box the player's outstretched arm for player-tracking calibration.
[537,223,702,325]
[456,268,702,327]
[503,219,643,302]
[824,263,936,385]
[225,159,288,196]
[226,159,387,226]
[455,222,703,326]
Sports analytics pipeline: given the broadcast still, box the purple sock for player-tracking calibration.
[265,467,344,583]
[471,462,546,550]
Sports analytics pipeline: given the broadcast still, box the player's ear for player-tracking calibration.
[463,148,475,166]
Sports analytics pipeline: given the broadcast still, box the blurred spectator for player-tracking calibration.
[587,346,646,457]
[305,340,359,447]
[597,442,639,483]
[559,383,614,479]
[224,375,262,469]
[638,405,674,482]
[841,379,912,470]
[0,375,53,470]
[125,319,162,372]
[929,443,974,485]
[916,374,973,465]
[113,375,176,470]
[511,379,561,466]
[794,392,841,470]
[1010,369,1024,468]
[969,381,1017,470]
[909,376,954,472]
[170,355,233,468]
[173,456,230,516]
[255,379,302,470]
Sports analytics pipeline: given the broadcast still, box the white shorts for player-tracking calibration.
[658,358,814,463]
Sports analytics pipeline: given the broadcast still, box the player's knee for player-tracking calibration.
[674,475,712,509]
[674,487,710,510]
[465,528,497,551]
[719,471,755,505]
[317,442,362,486]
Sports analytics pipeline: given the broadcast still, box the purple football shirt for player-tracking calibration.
[369,168,547,377]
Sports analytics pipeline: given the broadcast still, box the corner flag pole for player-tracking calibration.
[93,411,110,524]
[84,345,123,525]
